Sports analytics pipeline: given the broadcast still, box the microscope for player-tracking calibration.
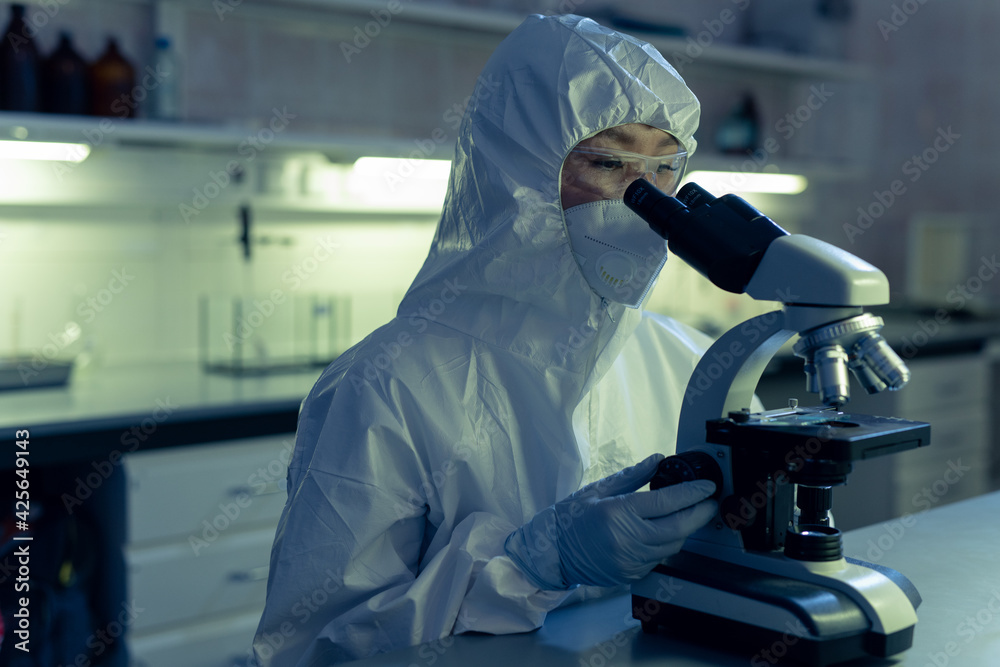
[623,180,930,666]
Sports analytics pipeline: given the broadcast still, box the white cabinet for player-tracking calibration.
[833,352,991,528]
[883,354,991,513]
[125,435,289,545]
[123,435,293,667]
[127,611,263,667]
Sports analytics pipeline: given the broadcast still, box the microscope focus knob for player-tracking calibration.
[650,451,723,498]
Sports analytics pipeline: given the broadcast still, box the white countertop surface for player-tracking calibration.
[344,491,1000,666]
[0,360,322,434]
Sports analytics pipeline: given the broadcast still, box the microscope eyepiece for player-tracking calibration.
[622,179,788,294]
[675,182,715,209]
[623,178,687,239]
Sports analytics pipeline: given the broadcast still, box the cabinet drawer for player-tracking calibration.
[125,435,292,544]
[899,412,987,468]
[127,525,275,632]
[129,609,260,667]
[894,354,988,413]
[893,444,989,515]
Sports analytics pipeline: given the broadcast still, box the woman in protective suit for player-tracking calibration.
[254,13,720,665]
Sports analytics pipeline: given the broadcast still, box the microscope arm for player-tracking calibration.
[675,310,794,451]
[676,238,894,462]
[677,231,891,449]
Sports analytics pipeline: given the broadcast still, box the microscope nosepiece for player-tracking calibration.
[812,345,851,407]
[794,313,910,405]
[849,360,889,394]
[851,331,910,391]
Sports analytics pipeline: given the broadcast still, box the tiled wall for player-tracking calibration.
[801,2,1000,307]
[0,207,437,368]
[3,0,999,372]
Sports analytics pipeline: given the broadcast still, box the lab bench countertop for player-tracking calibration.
[345,490,1000,667]
[0,361,322,468]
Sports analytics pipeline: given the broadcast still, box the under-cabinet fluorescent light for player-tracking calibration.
[352,157,451,181]
[684,171,807,195]
[0,139,91,162]
[348,157,450,210]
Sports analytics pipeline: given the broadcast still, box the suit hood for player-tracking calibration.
[397,13,700,396]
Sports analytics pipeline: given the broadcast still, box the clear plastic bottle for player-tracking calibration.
[148,36,180,120]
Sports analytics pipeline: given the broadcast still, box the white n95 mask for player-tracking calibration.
[563,198,669,309]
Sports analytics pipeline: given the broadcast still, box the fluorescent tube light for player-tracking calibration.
[0,139,91,162]
[348,157,450,210]
[683,171,807,195]
[352,157,451,182]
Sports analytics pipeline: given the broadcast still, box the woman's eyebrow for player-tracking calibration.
[598,126,632,144]
[594,127,678,152]
[656,135,679,150]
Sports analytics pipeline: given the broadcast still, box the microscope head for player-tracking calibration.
[741,230,910,405]
[628,178,927,665]
[624,180,910,407]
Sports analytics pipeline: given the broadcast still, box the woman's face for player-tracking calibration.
[560,124,684,210]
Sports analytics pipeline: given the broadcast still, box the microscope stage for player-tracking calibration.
[705,408,931,463]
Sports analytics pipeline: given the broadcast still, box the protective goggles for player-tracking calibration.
[568,146,688,196]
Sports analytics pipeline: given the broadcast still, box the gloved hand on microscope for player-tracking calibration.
[504,453,717,589]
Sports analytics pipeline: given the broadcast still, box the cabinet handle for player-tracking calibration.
[229,565,270,583]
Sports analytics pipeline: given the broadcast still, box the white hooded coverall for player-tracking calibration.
[254,13,714,665]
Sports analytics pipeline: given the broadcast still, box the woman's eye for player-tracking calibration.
[593,159,625,170]
[656,163,678,173]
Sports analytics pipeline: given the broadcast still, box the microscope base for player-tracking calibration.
[633,555,917,666]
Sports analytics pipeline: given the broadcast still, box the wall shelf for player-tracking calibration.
[0,1,871,217]
[1,0,869,162]
[189,0,870,79]
[0,111,420,161]
[0,116,448,217]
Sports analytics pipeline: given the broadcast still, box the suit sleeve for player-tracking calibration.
[252,382,580,666]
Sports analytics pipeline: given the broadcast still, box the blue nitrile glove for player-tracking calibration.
[504,453,717,590]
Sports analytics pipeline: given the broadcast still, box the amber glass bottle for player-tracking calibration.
[41,32,89,114]
[88,38,135,117]
[0,4,41,111]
